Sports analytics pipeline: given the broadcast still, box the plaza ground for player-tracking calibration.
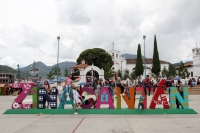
[0,95,200,133]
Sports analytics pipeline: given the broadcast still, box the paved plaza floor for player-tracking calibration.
[0,95,200,133]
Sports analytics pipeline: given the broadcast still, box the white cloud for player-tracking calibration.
[0,39,6,47]
[0,57,18,68]
[0,0,200,68]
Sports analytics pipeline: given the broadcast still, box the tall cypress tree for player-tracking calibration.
[135,44,144,78]
[152,35,161,79]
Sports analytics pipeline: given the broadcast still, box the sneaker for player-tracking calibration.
[74,112,78,115]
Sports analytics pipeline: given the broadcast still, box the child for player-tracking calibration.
[136,95,145,111]
[82,96,86,104]
[72,86,82,115]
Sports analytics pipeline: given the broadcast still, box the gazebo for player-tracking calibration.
[70,60,104,82]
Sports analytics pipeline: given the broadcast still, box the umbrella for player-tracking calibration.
[174,76,181,80]
[74,77,81,82]
[38,80,54,84]
[75,78,81,82]
[79,82,86,85]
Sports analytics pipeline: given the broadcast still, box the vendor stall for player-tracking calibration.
[0,84,6,95]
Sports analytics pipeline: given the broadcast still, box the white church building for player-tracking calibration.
[107,44,200,79]
[178,46,200,78]
[107,45,170,78]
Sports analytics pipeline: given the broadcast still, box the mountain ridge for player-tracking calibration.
[1,53,191,78]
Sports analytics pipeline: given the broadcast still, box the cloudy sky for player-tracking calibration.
[0,0,200,69]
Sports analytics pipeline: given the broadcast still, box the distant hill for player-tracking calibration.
[172,61,192,67]
[0,65,17,74]
[172,62,181,67]
[121,53,145,59]
[51,61,76,72]
[19,61,52,78]
[19,61,76,78]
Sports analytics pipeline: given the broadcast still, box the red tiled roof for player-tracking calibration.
[126,58,170,64]
[176,61,193,69]
[70,64,90,69]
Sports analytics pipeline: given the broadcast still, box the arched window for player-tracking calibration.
[191,71,193,77]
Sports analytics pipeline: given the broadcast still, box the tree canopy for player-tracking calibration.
[47,66,62,80]
[168,63,176,77]
[123,70,129,80]
[161,66,168,78]
[177,61,190,79]
[76,48,114,78]
[161,64,177,78]
[130,70,137,79]
[64,67,68,77]
[152,35,161,78]
[135,44,144,77]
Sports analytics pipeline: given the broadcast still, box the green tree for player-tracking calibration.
[161,67,169,78]
[177,61,185,78]
[47,71,54,80]
[123,70,129,80]
[76,48,114,78]
[135,44,144,78]
[152,35,161,80]
[64,67,68,77]
[177,61,190,79]
[47,66,62,80]
[184,69,190,78]
[117,70,122,78]
[168,63,176,77]
[130,70,137,79]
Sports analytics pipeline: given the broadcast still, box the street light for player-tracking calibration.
[120,58,124,78]
[143,35,146,79]
[57,36,60,84]
[17,64,20,83]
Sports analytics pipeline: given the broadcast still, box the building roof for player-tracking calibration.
[70,64,90,69]
[176,61,193,69]
[126,58,170,64]
[70,60,90,69]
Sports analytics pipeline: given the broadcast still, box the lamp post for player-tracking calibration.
[57,36,60,84]
[17,64,20,83]
[143,35,146,79]
[120,59,123,78]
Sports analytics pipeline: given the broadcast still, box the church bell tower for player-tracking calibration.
[192,44,200,77]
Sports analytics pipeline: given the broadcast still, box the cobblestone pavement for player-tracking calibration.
[0,95,200,133]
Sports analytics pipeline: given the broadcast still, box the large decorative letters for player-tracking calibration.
[170,87,189,109]
[95,87,114,109]
[12,83,36,109]
[122,87,135,109]
[38,87,57,109]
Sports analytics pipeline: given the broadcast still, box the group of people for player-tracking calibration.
[41,72,195,113]
[3,84,22,96]
[188,77,200,87]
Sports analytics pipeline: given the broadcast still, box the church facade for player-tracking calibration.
[107,45,200,79]
[107,47,170,78]
[179,46,200,78]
